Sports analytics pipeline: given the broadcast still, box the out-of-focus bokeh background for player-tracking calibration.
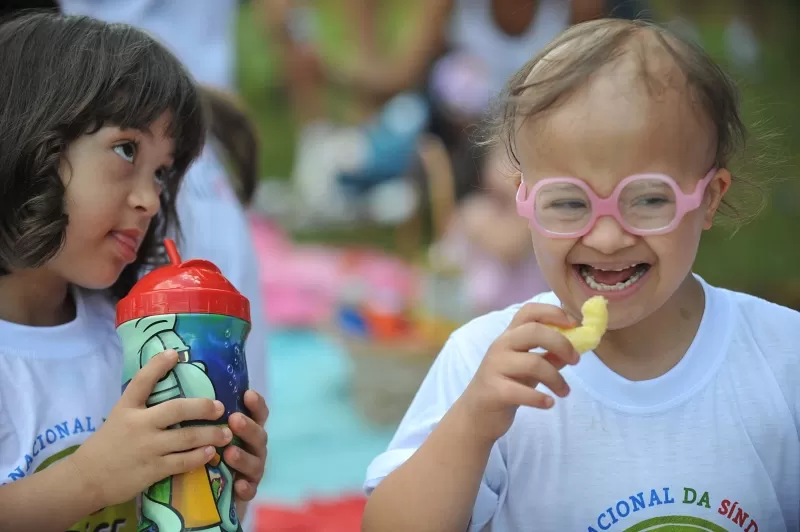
[230,0,799,528]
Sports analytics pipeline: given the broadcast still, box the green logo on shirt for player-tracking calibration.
[588,486,760,532]
[35,444,137,532]
[622,515,728,531]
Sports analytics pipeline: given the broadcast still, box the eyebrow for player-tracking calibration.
[628,179,672,189]
[622,180,672,190]
[537,183,587,193]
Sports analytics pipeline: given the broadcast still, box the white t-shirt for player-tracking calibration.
[364,277,800,531]
[447,0,571,97]
[0,289,138,531]
[58,0,237,91]
[177,144,268,401]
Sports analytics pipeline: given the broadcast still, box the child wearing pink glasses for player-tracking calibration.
[362,18,800,532]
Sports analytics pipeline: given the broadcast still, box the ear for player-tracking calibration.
[512,171,522,189]
[703,168,732,230]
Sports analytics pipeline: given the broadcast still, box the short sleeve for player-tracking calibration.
[363,335,508,530]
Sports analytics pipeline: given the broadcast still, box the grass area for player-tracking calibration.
[235,2,799,302]
[235,3,293,179]
[680,6,800,298]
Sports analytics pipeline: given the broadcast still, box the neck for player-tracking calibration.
[0,269,74,326]
[595,274,705,381]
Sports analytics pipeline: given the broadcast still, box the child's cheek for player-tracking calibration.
[531,236,572,266]
[530,237,575,289]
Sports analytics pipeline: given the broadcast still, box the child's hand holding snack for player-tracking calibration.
[458,304,581,445]
[458,297,608,445]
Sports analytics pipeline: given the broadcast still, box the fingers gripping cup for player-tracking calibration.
[116,239,250,532]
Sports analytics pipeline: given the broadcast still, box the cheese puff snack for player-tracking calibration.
[547,296,608,353]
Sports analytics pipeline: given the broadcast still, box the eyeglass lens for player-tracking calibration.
[533,178,678,234]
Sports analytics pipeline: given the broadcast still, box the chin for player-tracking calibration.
[605,303,657,330]
[70,264,126,291]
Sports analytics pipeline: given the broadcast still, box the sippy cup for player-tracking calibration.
[116,238,250,532]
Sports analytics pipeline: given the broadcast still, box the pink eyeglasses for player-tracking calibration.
[516,169,717,238]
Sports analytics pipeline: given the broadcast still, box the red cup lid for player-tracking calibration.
[116,239,250,326]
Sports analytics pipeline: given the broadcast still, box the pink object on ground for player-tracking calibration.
[248,215,416,328]
[249,215,342,328]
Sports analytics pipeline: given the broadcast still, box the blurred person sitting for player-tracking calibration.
[431,145,550,315]
[259,0,433,227]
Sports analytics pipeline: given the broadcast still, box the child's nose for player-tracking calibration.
[130,175,161,217]
[580,215,637,254]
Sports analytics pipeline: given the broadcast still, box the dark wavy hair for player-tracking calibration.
[201,86,259,206]
[0,12,206,299]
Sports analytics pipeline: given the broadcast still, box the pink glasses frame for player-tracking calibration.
[516,169,718,238]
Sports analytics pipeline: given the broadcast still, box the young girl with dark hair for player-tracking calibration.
[0,13,268,531]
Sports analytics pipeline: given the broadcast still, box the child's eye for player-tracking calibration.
[550,199,588,210]
[633,195,671,208]
[113,142,137,163]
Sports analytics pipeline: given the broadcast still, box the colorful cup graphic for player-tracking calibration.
[116,239,250,532]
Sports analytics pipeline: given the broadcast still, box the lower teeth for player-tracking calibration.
[580,266,647,291]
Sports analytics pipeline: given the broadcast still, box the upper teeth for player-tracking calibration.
[580,264,647,292]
